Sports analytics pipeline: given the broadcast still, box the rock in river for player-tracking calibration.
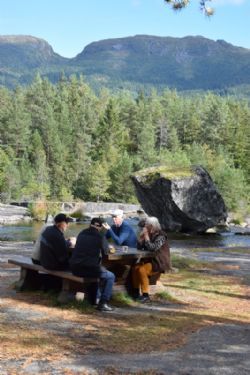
[131,165,227,233]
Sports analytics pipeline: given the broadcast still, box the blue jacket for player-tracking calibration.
[106,220,137,247]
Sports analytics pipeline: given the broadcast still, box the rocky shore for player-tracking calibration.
[0,203,31,224]
[0,202,142,224]
[1,202,249,235]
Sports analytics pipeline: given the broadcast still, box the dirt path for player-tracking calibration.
[0,241,249,374]
[58,324,250,375]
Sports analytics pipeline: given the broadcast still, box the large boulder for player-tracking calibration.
[131,165,227,233]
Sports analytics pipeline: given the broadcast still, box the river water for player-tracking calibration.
[0,219,249,249]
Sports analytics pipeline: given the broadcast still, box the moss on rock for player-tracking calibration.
[133,165,194,186]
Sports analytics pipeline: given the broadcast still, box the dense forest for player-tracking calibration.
[0,74,249,214]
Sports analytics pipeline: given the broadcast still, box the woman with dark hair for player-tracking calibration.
[132,216,171,303]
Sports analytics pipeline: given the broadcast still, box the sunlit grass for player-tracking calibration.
[112,291,134,306]
[171,254,209,269]
[154,290,181,303]
[191,247,250,254]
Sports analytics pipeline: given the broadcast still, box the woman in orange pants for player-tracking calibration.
[132,216,171,302]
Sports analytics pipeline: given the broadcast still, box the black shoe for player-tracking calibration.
[97,302,114,312]
[137,295,151,303]
[131,288,140,300]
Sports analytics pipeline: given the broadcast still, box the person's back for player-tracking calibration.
[32,215,53,265]
[70,226,107,277]
[70,218,115,312]
[40,213,70,270]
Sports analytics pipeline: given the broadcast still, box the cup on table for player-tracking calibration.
[122,246,128,253]
[109,245,116,254]
[68,236,76,248]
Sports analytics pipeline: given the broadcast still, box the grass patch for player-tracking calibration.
[162,270,248,301]
[134,165,193,185]
[57,299,95,314]
[191,247,250,254]
[171,254,209,269]
[112,292,134,306]
[154,291,180,303]
[13,288,96,314]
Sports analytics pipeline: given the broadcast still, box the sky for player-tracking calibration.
[0,0,249,58]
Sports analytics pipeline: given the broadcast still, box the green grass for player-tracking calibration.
[190,247,250,254]
[60,299,95,313]
[16,288,96,313]
[154,291,180,303]
[134,165,193,185]
[171,254,209,270]
[112,292,134,306]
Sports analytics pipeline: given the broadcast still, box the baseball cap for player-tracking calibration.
[111,209,124,218]
[54,213,70,224]
[90,217,104,227]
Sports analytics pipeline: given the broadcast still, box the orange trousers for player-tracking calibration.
[131,262,157,294]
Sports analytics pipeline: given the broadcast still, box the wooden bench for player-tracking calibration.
[8,257,99,303]
[8,256,162,303]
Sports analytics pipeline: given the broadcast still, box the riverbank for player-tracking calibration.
[0,203,31,224]
[0,201,142,224]
[2,202,250,238]
[0,241,249,374]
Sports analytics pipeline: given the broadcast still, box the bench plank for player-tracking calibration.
[8,257,99,303]
[8,257,98,283]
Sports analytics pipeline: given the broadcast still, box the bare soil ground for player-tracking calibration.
[0,241,249,374]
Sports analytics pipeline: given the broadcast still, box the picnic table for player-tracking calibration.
[103,246,159,285]
[8,246,160,303]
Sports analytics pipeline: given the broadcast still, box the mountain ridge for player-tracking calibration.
[0,34,250,94]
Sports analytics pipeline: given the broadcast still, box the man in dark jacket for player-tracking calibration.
[70,218,115,312]
[40,213,71,270]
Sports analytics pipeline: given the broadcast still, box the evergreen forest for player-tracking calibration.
[0,74,249,214]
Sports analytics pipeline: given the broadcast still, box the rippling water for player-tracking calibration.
[0,220,249,249]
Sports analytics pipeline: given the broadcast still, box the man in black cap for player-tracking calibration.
[70,218,115,312]
[40,213,71,270]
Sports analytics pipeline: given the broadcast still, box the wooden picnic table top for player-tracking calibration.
[105,246,154,261]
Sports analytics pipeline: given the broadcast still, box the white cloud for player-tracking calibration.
[212,0,246,6]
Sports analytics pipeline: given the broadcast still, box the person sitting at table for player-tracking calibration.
[40,213,71,270]
[131,216,171,303]
[103,209,137,248]
[31,214,53,265]
[70,217,115,312]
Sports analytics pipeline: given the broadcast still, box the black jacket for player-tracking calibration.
[40,225,70,270]
[70,226,109,277]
